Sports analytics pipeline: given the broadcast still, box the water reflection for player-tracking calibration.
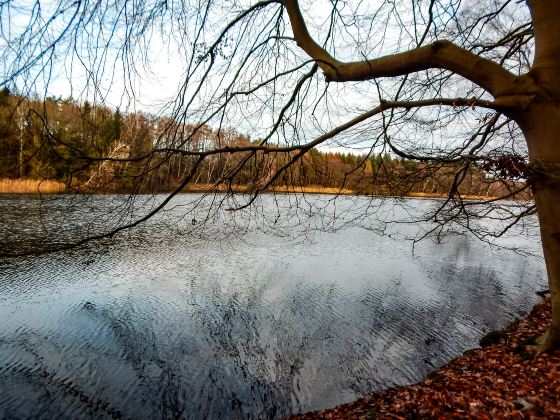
[0,194,547,418]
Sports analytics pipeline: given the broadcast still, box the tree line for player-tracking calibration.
[0,88,526,199]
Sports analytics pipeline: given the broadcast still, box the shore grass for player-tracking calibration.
[0,178,66,194]
[183,183,500,199]
[408,191,502,200]
[0,179,505,201]
[182,183,355,195]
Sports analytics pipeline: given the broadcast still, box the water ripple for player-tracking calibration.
[0,194,548,418]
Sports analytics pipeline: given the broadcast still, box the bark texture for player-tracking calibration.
[523,0,560,350]
[528,158,560,350]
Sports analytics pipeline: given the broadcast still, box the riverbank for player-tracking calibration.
[291,297,559,419]
[1,178,505,201]
[181,183,504,200]
[183,183,356,195]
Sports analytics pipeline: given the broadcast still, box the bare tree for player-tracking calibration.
[1,0,558,350]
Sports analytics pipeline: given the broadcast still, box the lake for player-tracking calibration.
[0,193,547,418]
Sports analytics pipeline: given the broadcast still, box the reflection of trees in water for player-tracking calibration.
[0,232,544,418]
[0,322,123,418]
[180,267,490,415]
[88,300,186,418]
[183,274,301,418]
[347,244,534,393]
[180,271,397,417]
[1,297,199,418]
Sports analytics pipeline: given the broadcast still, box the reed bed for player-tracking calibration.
[0,179,66,194]
[183,183,355,195]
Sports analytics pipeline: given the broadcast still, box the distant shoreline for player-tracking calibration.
[0,178,508,201]
[185,184,505,201]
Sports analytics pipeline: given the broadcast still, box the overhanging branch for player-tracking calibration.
[282,0,518,97]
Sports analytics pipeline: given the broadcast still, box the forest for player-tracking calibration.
[0,87,526,199]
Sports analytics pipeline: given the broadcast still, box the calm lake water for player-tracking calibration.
[0,194,547,418]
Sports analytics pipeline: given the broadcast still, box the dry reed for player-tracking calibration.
[0,178,66,194]
[183,183,355,195]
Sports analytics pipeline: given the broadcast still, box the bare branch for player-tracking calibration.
[282,0,518,97]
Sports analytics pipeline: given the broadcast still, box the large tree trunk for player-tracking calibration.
[531,159,560,349]
[522,106,560,351]
[520,0,560,352]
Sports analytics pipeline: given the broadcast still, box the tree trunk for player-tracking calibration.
[522,0,560,350]
[522,107,560,350]
[531,158,560,349]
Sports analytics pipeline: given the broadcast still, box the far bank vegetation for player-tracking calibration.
[0,89,528,199]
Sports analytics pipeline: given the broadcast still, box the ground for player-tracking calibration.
[290,298,560,419]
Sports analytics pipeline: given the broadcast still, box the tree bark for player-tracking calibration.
[523,105,560,350]
[530,158,560,349]
[527,0,560,98]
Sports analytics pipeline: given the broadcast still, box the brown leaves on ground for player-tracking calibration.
[290,299,560,419]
